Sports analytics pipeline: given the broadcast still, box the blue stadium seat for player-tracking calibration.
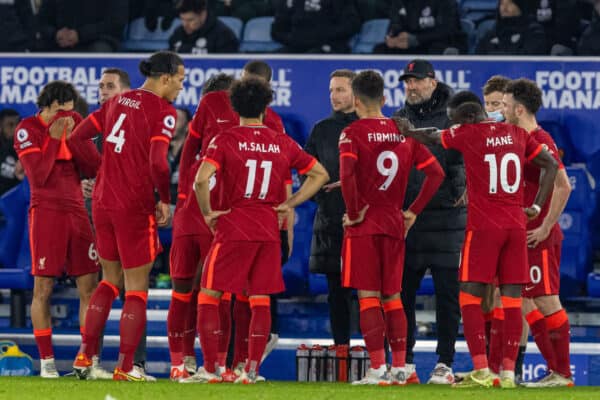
[565,165,595,213]
[538,120,578,165]
[282,202,316,296]
[218,16,243,40]
[280,113,309,147]
[460,18,476,54]
[352,19,390,54]
[308,273,328,296]
[239,17,282,53]
[416,274,434,295]
[587,272,600,297]
[461,0,497,23]
[475,18,495,48]
[121,17,182,52]
[561,234,591,283]
[559,211,584,235]
[0,181,29,268]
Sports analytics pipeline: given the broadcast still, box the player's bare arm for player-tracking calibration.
[527,167,572,246]
[527,149,559,220]
[48,116,75,139]
[194,160,230,231]
[275,161,329,217]
[393,116,443,146]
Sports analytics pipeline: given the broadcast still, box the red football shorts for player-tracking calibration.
[201,240,283,295]
[523,237,561,298]
[170,233,213,280]
[459,229,528,285]
[341,234,405,295]
[29,207,99,277]
[92,207,162,269]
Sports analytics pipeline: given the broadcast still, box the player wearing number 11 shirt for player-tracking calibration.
[396,98,558,388]
[69,51,185,382]
[338,71,445,385]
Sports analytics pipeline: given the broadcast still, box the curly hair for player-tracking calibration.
[229,77,273,119]
[482,75,510,96]
[36,80,78,109]
[504,78,543,114]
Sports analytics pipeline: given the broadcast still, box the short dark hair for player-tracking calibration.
[351,70,383,104]
[243,60,272,82]
[229,77,273,119]
[103,68,131,89]
[139,51,184,78]
[453,102,486,123]
[483,75,510,96]
[448,90,483,110]
[176,0,207,14]
[202,73,234,95]
[74,95,89,117]
[330,69,356,80]
[504,78,543,114]
[0,108,20,122]
[36,80,79,109]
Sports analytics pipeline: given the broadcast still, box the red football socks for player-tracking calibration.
[33,328,54,359]
[183,289,198,358]
[459,291,488,370]
[500,296,522,372]
[246,297,271,374]
[359,297,385,370]
[197,293,220,374]
[218,292,232,367]
[546,309,571,377]
[82,280,119,358]
[168,291,192,366]
[488,307,504,373]
[117,291,148,372]
[526,309,556,372]
[232,295,251,367]
[383,299,407,368]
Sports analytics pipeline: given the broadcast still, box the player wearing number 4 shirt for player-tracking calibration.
[68,51,186,382]
[14,81,100,378]
[502,79,573,388]
[337,71,444,386]
[396,97,558,388]
[190,77,329,384]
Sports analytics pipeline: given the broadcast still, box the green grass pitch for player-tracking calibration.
[0,378,596,400]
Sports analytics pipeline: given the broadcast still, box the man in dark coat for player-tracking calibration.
[394,59,465,384]
[304,70,358,345]
[169,0,239,54]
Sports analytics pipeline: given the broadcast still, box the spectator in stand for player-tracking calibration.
[0,0,36,51]
[169,108,191,205]
[531,0,579,55]
[476,0,547,55]
[355,0,389,21]
[0,109,24,196]
[35,0,129,52]
[578,0,600,55]
[373,0,464,55]
[210,0,274,22]
[134,0,178,32]
[271,0,361,53]
[169,0,239,54]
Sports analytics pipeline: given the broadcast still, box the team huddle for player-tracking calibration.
[15,50,573,388]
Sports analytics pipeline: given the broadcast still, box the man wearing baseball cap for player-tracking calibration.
[394,58,466,386]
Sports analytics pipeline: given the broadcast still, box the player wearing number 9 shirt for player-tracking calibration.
[337,71,444,385]
[190,77,329,384]
[68,51,185,382]
[397,98,558,388]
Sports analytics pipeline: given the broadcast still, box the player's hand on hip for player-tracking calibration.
[392,117,414,134]
[524,207,540,221]
[49,116,74,139]
[527,224,551,248]
[274,203,291,221]
[342,205,369,227]
[402,209,417,238]
[454,190,468,207]
[155,201,172,227]
[81,179,95,199]
[322,181,341,192]
[204,209,231,233]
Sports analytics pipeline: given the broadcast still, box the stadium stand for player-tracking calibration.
[351,19,390,54]
[218,16,244,41]
[121,17,182,52]
[239,16,282,53]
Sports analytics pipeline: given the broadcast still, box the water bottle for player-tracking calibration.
[326,345,337,382]
[309,345,325,381]
[336,344,349,382]
[296,344,310,381]
[349,346,365,382]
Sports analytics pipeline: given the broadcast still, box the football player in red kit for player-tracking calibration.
[14,81,100,378]
[188,77,329,384]
[397,98,558,388]
[338,71,445,385]
[68,51,185,382]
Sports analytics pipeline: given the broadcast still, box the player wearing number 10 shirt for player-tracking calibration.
[69,51,185,382]
[338,71,445,385]
[397,98,558,388]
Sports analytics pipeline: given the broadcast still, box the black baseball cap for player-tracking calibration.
[399,59,436,81]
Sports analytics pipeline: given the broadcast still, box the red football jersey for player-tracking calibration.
[523,127,564,241]
[14,115,86,211]
[338,117,436,239]
[441,122,543,230]
[88,89,176,214]
[203,124,315,242]
[174,90,285,237]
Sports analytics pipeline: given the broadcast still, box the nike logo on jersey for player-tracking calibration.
[217,118,229,123]
[524,285,536,291]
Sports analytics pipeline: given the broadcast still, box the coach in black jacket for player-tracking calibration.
[394,59,465,384]
[304,70,358,345]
